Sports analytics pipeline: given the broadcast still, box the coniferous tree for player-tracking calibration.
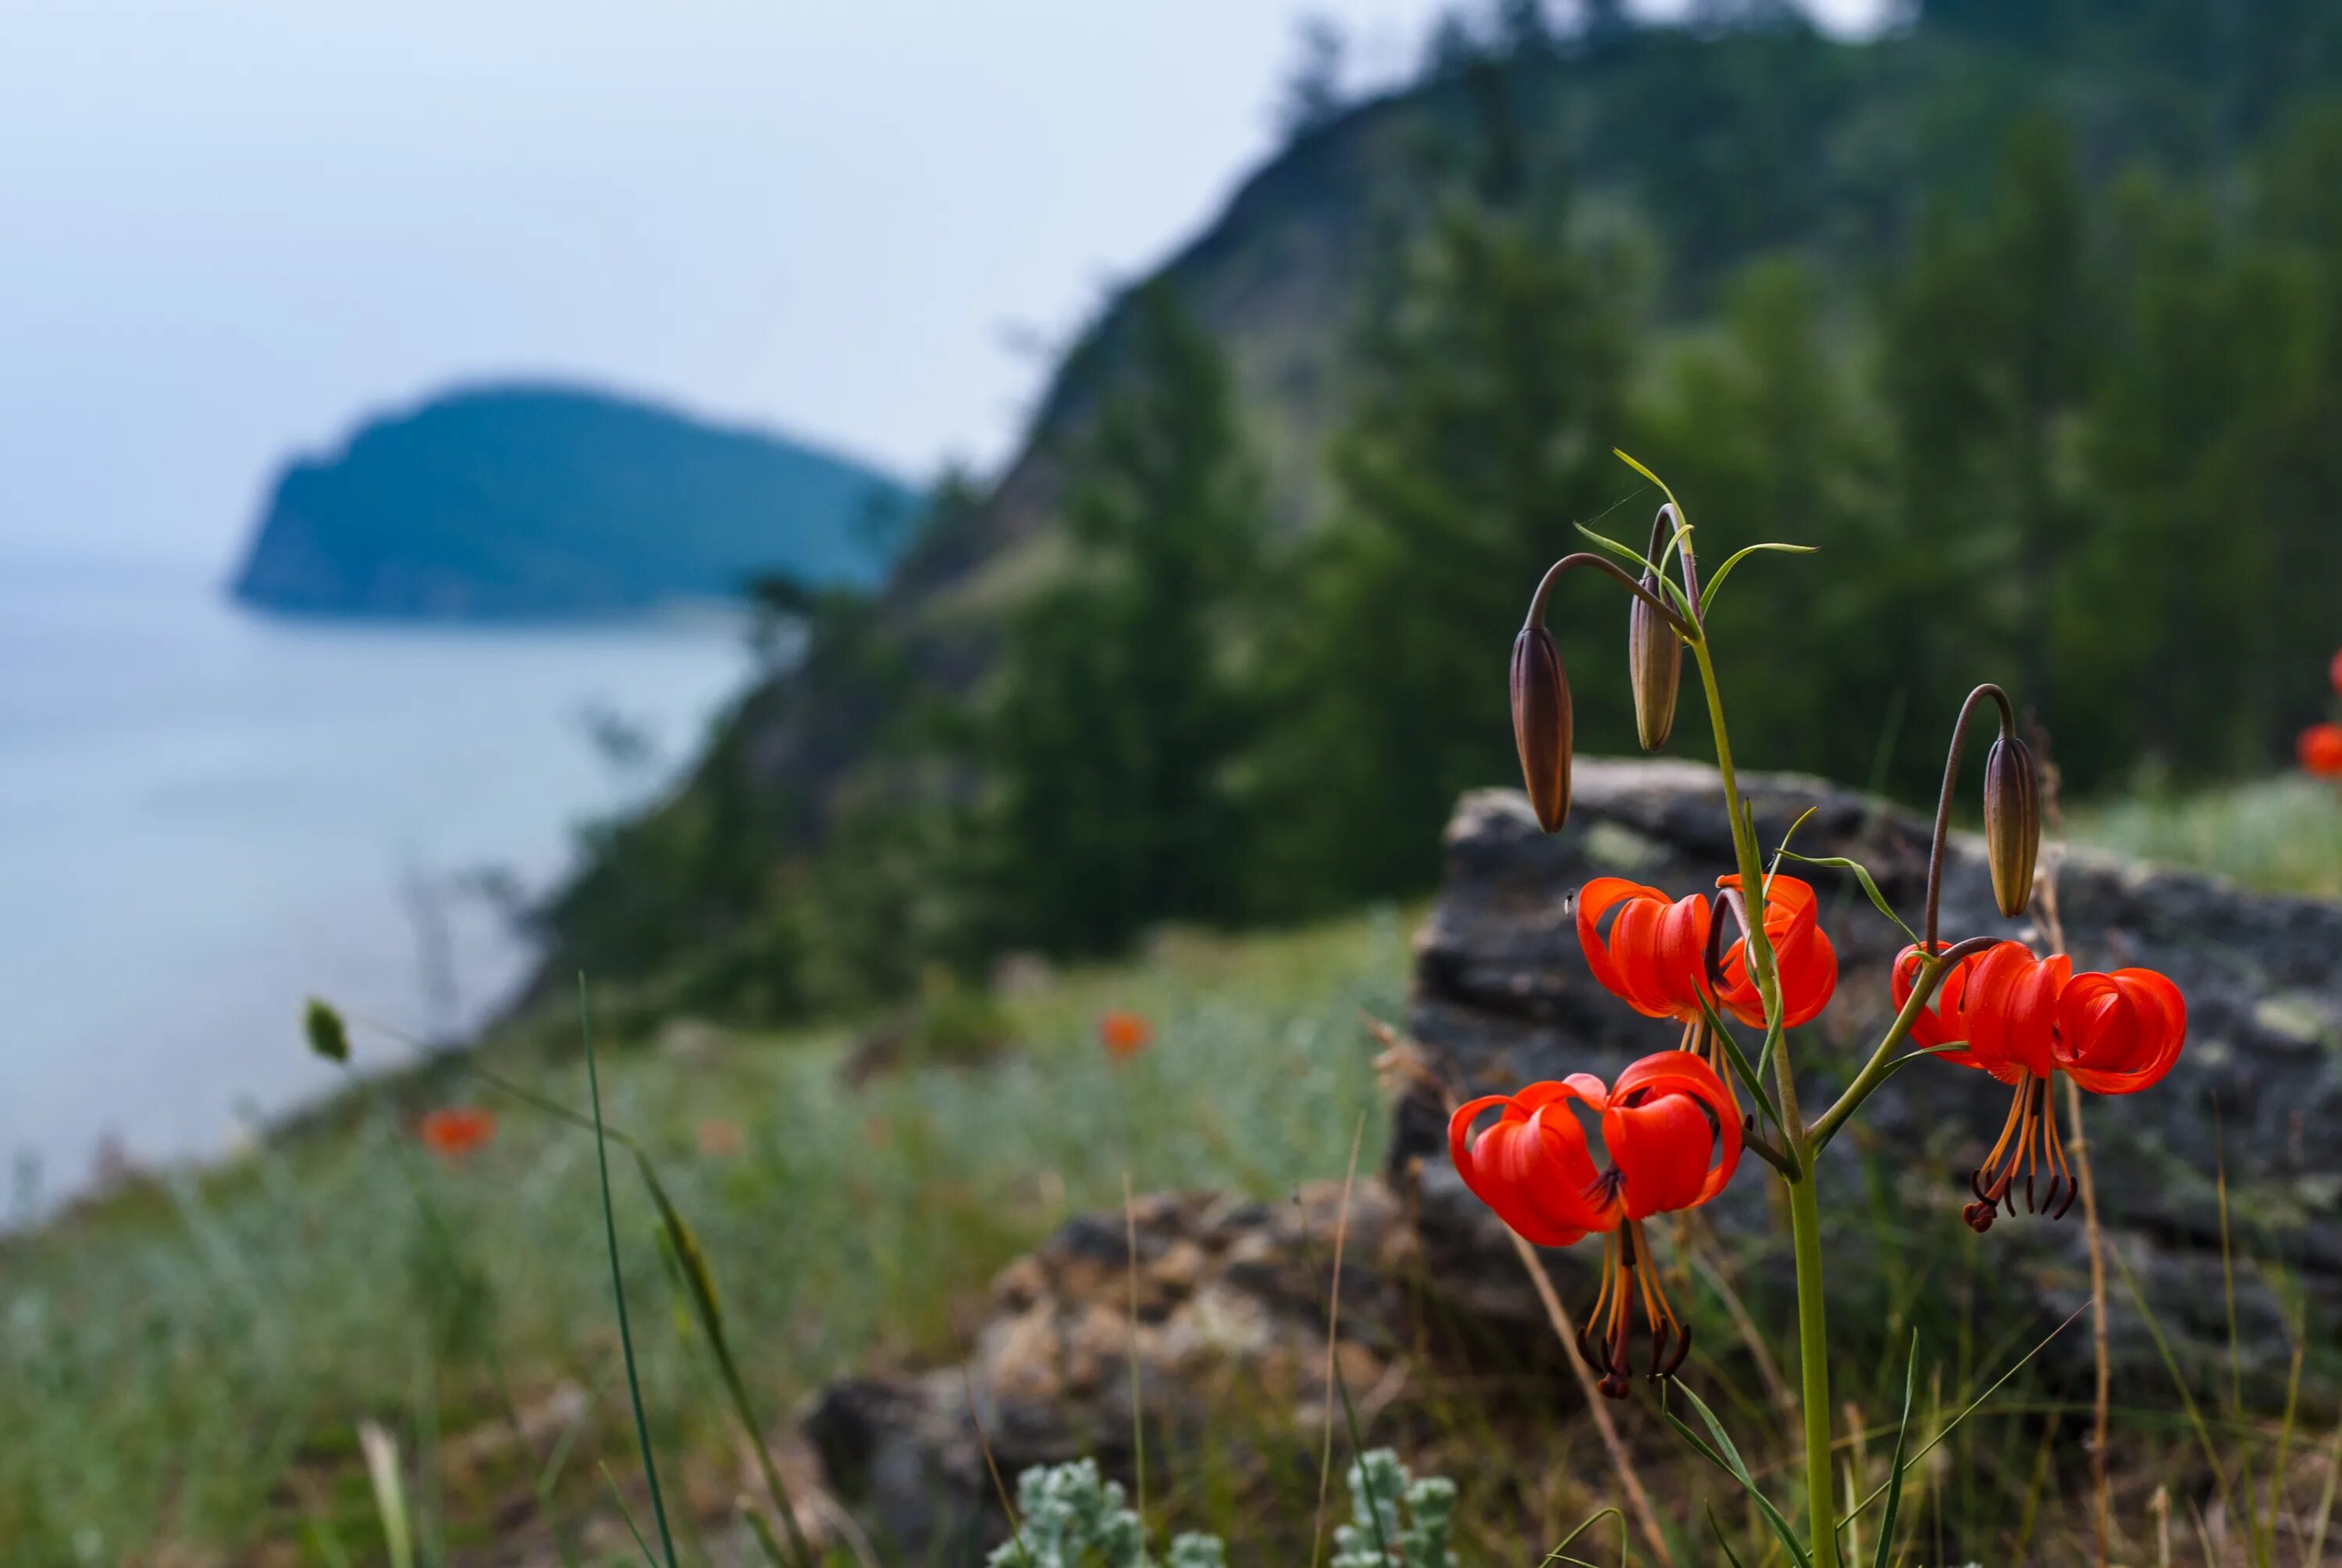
[978,283,1266,955]
[1256,174,1640,907]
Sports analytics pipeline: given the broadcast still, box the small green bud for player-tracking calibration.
[1983,733,2041,919]
[1627,569,1682,752]
[1511,624,1572,832]
[303,997,351,1063]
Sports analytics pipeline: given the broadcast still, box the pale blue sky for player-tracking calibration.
[0,1,1880,571]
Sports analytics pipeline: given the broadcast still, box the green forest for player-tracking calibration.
[547,0,2342,1020]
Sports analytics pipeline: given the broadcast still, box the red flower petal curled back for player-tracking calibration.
[1890,940,2010,1070]
[2055,969,2186,1096]
[1447,1078,1607,1246]
[1449,1052,1741,1397]
[1576,878,1714,1023]
[1714,873,1838,1029]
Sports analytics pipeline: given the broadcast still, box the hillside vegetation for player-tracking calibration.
[233,384,914,620]
[545,0,2342,1023]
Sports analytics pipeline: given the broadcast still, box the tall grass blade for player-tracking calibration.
[1293,1169,1393,1568]
[1867,1332,1918,1568]
[2305,1406,2342,1568]
[632,1151,819,1568]
[1539,1505,1626,1568]
[601,1463,663,1568]
[579,975,680,1568]
[2107,1239,2233,1525]
[1658,1380,1813,1568]
[1703,1506,1749,1568]
[1845,1303,2088,1520]
[746,1509,792,1568]
[1308,1115,1369,1568]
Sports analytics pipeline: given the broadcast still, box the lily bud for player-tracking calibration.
[1627,571,1681,752]
[1982,733,2040,919]
[1511,624,1572,831]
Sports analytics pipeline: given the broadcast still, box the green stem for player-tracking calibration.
[1689,635,1839,1568]
[1784,1154,1838,1568]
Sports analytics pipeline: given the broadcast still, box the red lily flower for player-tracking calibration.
[2300,722,2342,777]
[1579,876,1747,1107]
[1577,878,1714,1023]
[1714,873,1838,1029]
[1895,940,2186,1230]
[1450,1052,1742,1397]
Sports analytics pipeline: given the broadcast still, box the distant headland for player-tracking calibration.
[230,382,916,620]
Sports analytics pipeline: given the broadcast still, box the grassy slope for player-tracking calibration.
[0,914,1407,1561]
[5,780,2340,1561]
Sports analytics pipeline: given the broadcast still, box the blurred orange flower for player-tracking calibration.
[1098,1009,1153,1060]
[696,1118,743,1158]
[2330,648,2342,695]
[2299,722,2342,777]
[418,1106,495,1160]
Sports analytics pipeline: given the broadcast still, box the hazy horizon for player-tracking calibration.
[1,0,1882,574]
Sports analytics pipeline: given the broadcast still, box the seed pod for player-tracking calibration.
[1982,733,2041,919]
[1511,624,1572,832]
[303,997,350,1063]
[1627,571,1681,752]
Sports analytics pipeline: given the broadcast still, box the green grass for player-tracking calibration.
[2071,775,2342,898]
[5,780,2340,1565]
[0,912,1406,1563]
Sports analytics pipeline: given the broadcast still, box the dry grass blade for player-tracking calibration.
[1308,1113,1368,1568]
[949,1299,1033,1568]
[2307,1406,2342,1567]
[1506,1229,1678,1566]
[1123,1171,1148,1525]
[2038,850,2114,1568]
[358,1420,415,1568]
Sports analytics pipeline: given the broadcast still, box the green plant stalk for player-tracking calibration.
[580,976,681,1568]
[1689,633,1838,1568]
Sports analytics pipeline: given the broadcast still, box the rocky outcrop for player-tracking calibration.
[1404,763,2342,1393]
[806,1183,1418,1564]
[809,763,2342,1549]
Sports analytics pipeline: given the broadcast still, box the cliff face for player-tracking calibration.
[231,384,913,620]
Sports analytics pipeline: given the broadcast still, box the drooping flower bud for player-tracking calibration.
[1627,571,1681,752]
[1511,624,1571,831]
[1982,733,2040,919]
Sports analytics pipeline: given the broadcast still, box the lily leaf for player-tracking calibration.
[1778,852,1919,947]
[1701,542,1818,613]
[1661,1380,1815,1568]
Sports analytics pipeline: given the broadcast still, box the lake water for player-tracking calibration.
[0,555,750,1209]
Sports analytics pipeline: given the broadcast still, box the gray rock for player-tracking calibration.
[1398,763,2342,1396]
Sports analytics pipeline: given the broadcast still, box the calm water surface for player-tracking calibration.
[0,556,749,1204]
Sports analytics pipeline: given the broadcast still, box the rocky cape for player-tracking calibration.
[799,763,2342,1560]
[231,383,913,621]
